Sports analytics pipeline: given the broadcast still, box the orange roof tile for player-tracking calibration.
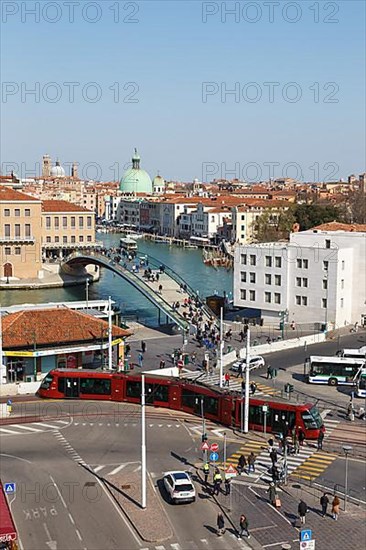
[311,222,366,232]
[42,200,92,213]
[0,185,40,202]
[2,308,130,349]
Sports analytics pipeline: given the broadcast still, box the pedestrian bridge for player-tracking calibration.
[62,250,217,332]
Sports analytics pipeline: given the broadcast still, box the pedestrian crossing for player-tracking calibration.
[181,370,280,397]
[89,462,142,477]
[0,419,70,436]
[139,534,249,550]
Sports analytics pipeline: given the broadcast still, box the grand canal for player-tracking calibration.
[1,234,233,326]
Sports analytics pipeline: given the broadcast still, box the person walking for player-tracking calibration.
[237,454,247,475]
[248,452,256,473]
[159,359,165,369]
[141,341,146,353]
[237,363,243,378]
[294,435,300,455]
[203,462,210,485]
[317,430,325,451]
[267,482,277,506]
[217,512,225,536]
[298,500,308,524]
[224,372,230,387]
[238,514,250,539]
[268,437,274,453]
[298,428,305,446]
[138,353,143,368]
[270,448,278,466]
[332,495,340,520]
[250,381,257,395]
[320,493,329,517]
[224,477,231,496]
[213,469,222,495]
[267,364,273,379]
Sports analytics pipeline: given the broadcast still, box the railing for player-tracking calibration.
[0,235,35,242]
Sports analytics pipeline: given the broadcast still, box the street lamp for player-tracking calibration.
[85,277,89,309]
[343,444,352,510]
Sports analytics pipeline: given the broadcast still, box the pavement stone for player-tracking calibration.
[104,470,173,543]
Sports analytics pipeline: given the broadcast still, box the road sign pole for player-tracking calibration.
[219,307,223,388]
[264,409,267,435]
[223,432,227,470]
[244,328,250,433]
[141,374,147,509]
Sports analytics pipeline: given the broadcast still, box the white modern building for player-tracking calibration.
[233,223,366,328]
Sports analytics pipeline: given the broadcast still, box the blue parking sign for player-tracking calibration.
[210,452,219,461]
[300,529,312,542]
[4,482,16,494]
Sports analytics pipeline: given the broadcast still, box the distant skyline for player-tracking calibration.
[1,1,365,182]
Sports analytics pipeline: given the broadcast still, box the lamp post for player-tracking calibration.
[85,278,89,310]
[244,328,250,433]
[141,374,147,509]
[219,307,223,388]
[343,444,352,510]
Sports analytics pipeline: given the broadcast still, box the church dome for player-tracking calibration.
[50,159,66,178]
[120,148,152,194]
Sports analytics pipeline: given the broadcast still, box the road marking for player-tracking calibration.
[35,422,62,429]
[133,465,142,472]
[93,465,106,473]
[109,464,126,475]
[171,544,181,550]
[0,427,21,434]
[68,513,75,525]
[76,529,82,541]
[155,546,165,550]
[12,424,42,432]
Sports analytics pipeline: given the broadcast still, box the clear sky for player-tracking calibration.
[1,0,365,182]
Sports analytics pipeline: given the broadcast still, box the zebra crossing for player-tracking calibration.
[139,534,250,550]
[181,370,280,397]
[0,419,70,436]
[89,462,142,477]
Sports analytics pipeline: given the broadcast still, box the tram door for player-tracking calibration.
[65,378,79,398]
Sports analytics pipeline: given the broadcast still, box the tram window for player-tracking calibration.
[249,405,262,425]
[80,378,111,395]
[40,374,53,390]
[204,396,218,416]
[153,384,169,402]
[301,411,317,429]
[58,377,65,393]
[126,380,141,398]
[182,389,195,409]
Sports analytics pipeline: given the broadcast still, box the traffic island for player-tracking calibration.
[104,470,173,543]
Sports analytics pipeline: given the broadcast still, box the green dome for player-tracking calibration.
[120,148,152,194]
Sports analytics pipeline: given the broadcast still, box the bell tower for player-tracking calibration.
[42,154,51,177]
[71,162,79,179]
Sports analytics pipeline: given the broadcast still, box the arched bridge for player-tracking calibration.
[62,250,218,332]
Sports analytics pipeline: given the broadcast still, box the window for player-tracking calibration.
[296,295,301,305]
[296,259,302,268]
[241,225,245,231]
[296,277,302,287]
[4,209,10,217]
[340,298,344,308]
[55,236,59,242]
[63,236,67,243]
[241,254,247,265]
[274,293,281,304]
[325,239,331,249]
[87,216,92,228]
[54,217,59,229]
[15,209,20,217]
[265,292,271,303]
[302,278,308,287]
[241,289,246,300]
[250,254,256,266]
[265,274,272,285]
[15,247,21,255]
[303,259,309,269]
[46,236,51,243]
[71,236,76,243]
[341,260,345,270]
[25,209,30,217]
[323,261,329,271]
[79,235,84,242]
[249,272,256,283]
[62,217,67,228]
[241,214,245,220]
[323,279,328,290]
[46,216,51,229]
[211,216,215,222]
[274,274,281,286]
[4,247,11,255]
[80,378,111,395]
[15,224,20,237]
[249,290,256,301]
[341,279,344,289]
[79,217,84,228]
[25,224,31,237]
[87,235,92,242]
[265,256,272,267]
[241,272,247,282]
[322,298,327,308]
[71,216,76,228]
[275,256,282,268]
[302,296,308,306]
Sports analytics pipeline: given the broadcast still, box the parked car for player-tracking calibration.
[163,471,196,504]
[230,355,265,372]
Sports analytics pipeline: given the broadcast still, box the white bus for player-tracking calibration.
[355,367,366,398]
[304,356,366,386]
[336,346,366,360]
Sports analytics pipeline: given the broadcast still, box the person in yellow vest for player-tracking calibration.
[213,468,222,496]
[203,462,210,485]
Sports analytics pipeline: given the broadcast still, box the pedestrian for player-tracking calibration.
[270,465,280,483]
[241,380,246,395]
[158,284,163,294]
[203,462,210,485]
[191,353,196,365]
[250,381,257,395]
[138,353,143,368]
[237,454,247,475]
[332,495,340,520]
[294,436,300,455]
[125,344,131,357]
[217,512,225,536]
[238,514,250,539]
[237,363,243,378]
[359,407,365,420]
[224,477,231,496]
[291,320,296,330]
[267,482,277,506]
[248,452,256,473]
[317,430,324,450]
[213,469,222,495]
[320,493,329,517]
[268,437,274,453]
[141,341,146,353]
[267,364,273,380]
[298,499,308,524]
[298,428,305,446]
[224,372,230,387]
[347,399,355,421]
[159,359,165,369]
[239,330,245,342]
[270,448,278,466]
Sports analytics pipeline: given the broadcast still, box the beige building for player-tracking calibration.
[0,186,43,280]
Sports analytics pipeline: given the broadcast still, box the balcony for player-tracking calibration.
[0,235,35,243]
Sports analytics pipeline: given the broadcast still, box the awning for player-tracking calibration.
[0,482,17,544]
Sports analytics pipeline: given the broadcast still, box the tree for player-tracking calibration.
[293,203,341,231]
[254,207,296,242]
[346,189,366,224]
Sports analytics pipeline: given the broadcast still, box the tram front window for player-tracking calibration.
[40,374,53,390]
[302,406,323,430]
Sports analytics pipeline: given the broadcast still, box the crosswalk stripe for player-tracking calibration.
[0,427,20,434]
[12,424,42,432]
[109,464,126,475]
[93,465,106,472]
[297,464,326,472]
[34,422,62,429]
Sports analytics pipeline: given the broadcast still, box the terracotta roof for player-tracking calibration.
[311,222,366,232]
[42,200,92,213]
[0,185,40,202]
[2,308,130,349]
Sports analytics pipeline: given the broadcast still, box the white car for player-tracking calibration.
[230,355,265,372]
[163,471,196,504]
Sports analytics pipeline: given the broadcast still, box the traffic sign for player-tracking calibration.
[300,530,312,542]
[262,405,268,412]
[300,541,315,550]
[210,452,219,461]
[4,482,16,494]
[201,442,210,451]
[210,442,219,452]
[225,464,237,478]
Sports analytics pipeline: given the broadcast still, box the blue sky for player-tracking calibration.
[1,0,365,182]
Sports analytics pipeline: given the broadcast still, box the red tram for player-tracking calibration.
[38,369,324,439]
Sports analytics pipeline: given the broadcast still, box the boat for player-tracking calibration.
[120,237,138,251]
[127,232,143,240]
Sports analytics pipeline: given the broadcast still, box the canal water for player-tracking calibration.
[1,234,233,326]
